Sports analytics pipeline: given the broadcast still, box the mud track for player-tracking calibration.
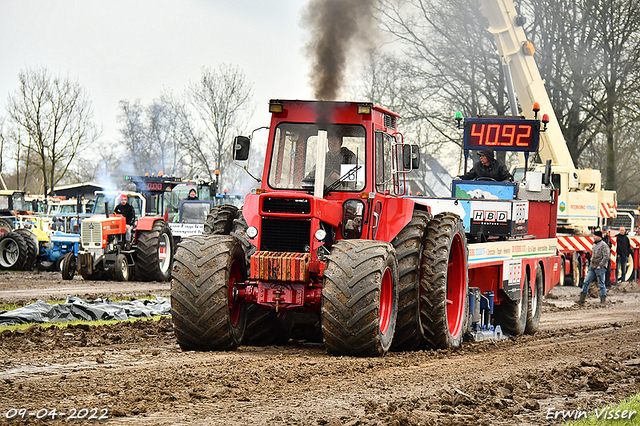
[1,271,639,425]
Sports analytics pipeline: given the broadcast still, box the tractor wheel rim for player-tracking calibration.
[0,239,18,266]
[379,266,393,335]
[446,234,465,339]
[157,233,171,273]
[121,258,129,280]
[228,259,242,327]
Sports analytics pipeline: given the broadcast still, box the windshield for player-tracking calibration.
[512,167,525,183]
[180,201,212,224]
[268,123,366,192]
[216,194,243,207]
[12,194,26,211]
[94,193,143,219]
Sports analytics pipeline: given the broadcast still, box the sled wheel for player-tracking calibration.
[61,252,77,280]
[0,232,29,270]
[204,205,239,235]
[390,210,431,351]
[420,212,468,350]
[525,266,544,335]
[114,253,130,281]
[171,235,247,351]
[135,220,174,281]
[495,270,529,336]
[559,256,567,286]
[322,240,399,356]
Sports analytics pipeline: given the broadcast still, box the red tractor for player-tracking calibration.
[171,100,561,356]
[171,100,454,356]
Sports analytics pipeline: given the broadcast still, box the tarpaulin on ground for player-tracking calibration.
[0,296,171,326]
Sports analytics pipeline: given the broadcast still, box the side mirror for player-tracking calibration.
[233,136,251,161]
[402,144,420,170]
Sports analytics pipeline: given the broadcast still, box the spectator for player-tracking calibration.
[616,226,631,283]
[576,230,610,305]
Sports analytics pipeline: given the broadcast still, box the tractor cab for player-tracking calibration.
[93,191,145,220]
[232,100,420,255]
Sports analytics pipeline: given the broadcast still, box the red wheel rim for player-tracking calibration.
[379,267,393,335]
[228,259,242,327]
[446,234,465,338]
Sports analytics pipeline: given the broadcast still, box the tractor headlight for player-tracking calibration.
[246,226,258,239]
[315,229,327,241]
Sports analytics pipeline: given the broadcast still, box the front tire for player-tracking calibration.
[321,240,399,357]
[61,252,76,280]
[135,220,174,281]
[171,235,247,351]
[114,254,130,281]
[420,213,468,350]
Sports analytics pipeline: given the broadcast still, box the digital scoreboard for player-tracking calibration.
[463,118,540,152]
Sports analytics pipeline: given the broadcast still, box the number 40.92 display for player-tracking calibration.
[463,118,540,152]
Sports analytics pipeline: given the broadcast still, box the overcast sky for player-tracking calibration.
[0,0,311,144]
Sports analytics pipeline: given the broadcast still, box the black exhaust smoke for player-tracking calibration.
[303,0,377,101]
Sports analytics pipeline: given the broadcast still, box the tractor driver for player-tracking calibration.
[457,148,513,182]
[325,132,356,184]
[114,194,135,242]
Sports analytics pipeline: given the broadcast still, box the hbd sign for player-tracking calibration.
[472,210,508,222]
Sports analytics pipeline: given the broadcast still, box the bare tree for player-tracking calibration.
[6,68,98,195]
[188,64,253,182]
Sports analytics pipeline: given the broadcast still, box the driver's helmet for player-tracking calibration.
[119,194,128,203]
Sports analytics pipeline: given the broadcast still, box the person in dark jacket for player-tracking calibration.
[186,188,199,200]
[616,226,631,283]
[114,194,135,242]
[576,230,610,305]
[458,148,513,182]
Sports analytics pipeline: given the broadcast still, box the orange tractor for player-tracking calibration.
[75,194,174,282]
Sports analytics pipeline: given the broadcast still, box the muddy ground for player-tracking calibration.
[1,271,639,425]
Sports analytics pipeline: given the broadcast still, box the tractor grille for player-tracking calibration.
[262,197,311,214]
[260,218,311,253]
[384,114,396,129]
[81,221,103,248]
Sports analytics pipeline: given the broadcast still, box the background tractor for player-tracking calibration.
[75,194,174,282]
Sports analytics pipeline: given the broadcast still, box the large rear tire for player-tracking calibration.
[171,235,247,351]
[321,240,398,357]
[0,232,29,270]
[390,210,431,351]
[204,205,239,235]
[135,220,174,282]
[420,212,468,350]
[525,266,543,335]
[495,271,529,336]
[12,229,38,270]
